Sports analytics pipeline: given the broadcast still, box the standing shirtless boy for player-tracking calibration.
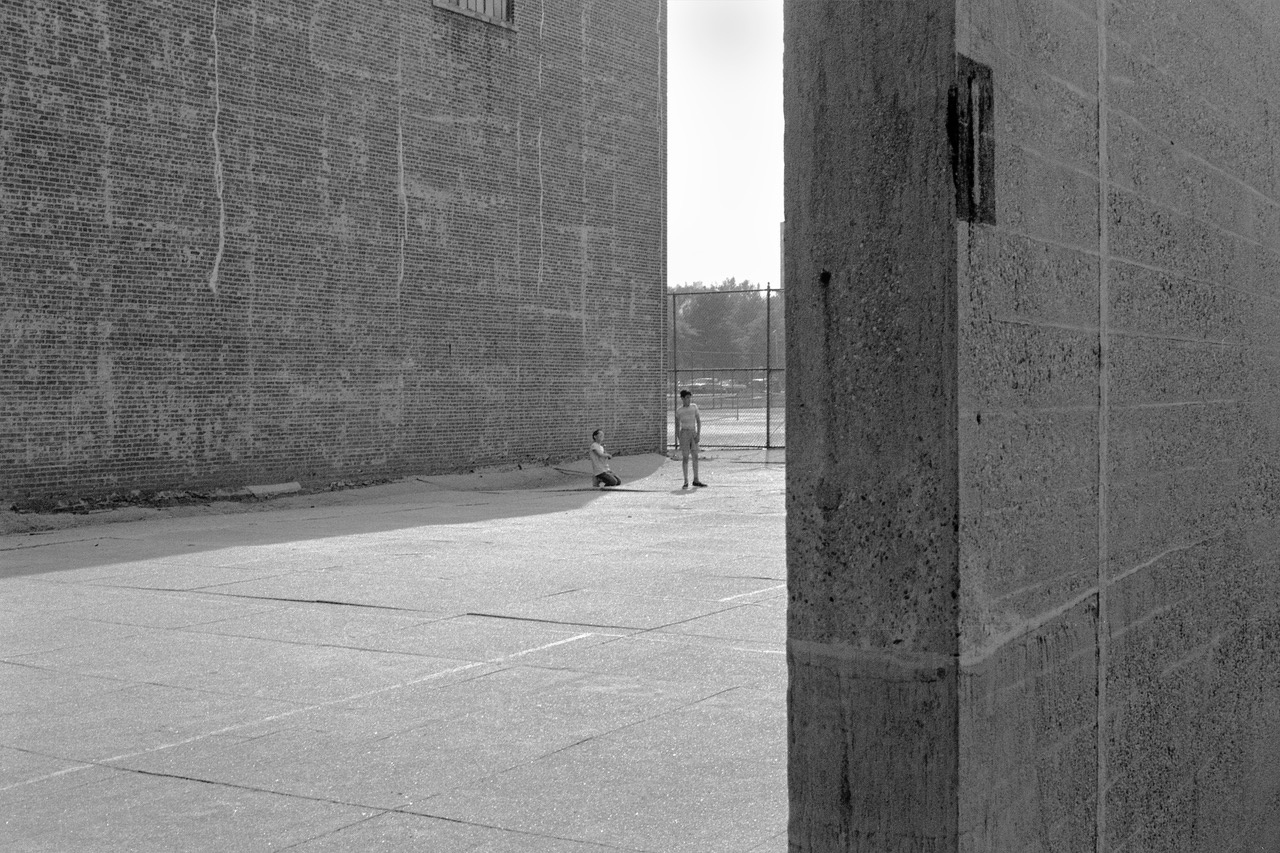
[675,389,706,489]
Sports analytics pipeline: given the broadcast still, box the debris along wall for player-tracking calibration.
[786,0,1280,849]
[0,0,666,504]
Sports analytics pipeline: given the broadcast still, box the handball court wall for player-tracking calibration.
[1,0,666,504]
[786,1,1280,850]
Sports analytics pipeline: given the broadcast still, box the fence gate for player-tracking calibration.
[669,285,785,449]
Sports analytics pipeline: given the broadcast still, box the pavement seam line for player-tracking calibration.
[369,810,656,853]
[430,684,745,788]
[626,600,764,639]
[56,761,640,853]
[195,593,425,611]
[465,611,648,631]
[274,812,389,853]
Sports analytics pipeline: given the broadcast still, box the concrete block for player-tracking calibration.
[960,319,1098,411]
[960,490,1097,656]
[995,143,1100,249]
[1104,544,1280,851]
[1106,473,1240,577]
[998,74,1099,177]
[1108,260,1262,346]
[1108,46,1272,194]
[959,0,1097,94]
[959,598,1098,853]
[960,408,1097,509]
[961,229,1099,328]
[1107,402,1245,483]
[1108,333,1248,407]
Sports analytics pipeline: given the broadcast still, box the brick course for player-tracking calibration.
[1,0,666,502]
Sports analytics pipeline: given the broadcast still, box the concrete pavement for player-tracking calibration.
[0,452,787,852]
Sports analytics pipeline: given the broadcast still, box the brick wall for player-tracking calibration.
[1,0,666,502]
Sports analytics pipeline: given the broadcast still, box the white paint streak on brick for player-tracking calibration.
[97,1,114,234]
[208,0,226,295]
[537,0,546,298]
[396,7,407,305]
[518,305,586,322]
[580,1,589,343]
[537,122,546,298]
[655,0,663,138]
[396,0,408,446]
[516,105,523,305]
[307,2,321,69]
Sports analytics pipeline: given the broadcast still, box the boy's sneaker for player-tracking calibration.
[692,481,708,487]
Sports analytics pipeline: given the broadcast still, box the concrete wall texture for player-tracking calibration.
[1,0,666,504]
[786,1,1280,851]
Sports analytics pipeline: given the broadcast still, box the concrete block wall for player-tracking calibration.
[958,0,1280,848]
[0,0,665,503]
[955,1,1105,848]
[787,0,1280,849]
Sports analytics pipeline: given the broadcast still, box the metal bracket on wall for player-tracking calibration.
[949,54,996,225]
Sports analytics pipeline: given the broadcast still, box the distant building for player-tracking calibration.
[1,0,666,502]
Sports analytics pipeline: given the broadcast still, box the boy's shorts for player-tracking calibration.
[678,429,699,452]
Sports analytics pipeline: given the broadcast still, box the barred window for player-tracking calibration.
[434,0,514,26]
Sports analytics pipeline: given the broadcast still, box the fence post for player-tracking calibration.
[671,291,679,451]
[765,282,773,450]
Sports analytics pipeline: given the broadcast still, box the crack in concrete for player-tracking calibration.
[465,611,643,631]
[199,593,427,612]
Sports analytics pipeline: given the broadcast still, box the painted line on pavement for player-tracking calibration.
[717,582,786,602]
[0,632,599,793]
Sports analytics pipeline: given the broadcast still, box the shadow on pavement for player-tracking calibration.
[0,454,670,580]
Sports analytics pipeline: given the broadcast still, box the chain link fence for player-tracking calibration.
[668,286,785,449]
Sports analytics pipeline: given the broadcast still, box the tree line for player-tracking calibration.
[668,278,785,371]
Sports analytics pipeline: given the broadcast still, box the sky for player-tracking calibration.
[667,0,783,290]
